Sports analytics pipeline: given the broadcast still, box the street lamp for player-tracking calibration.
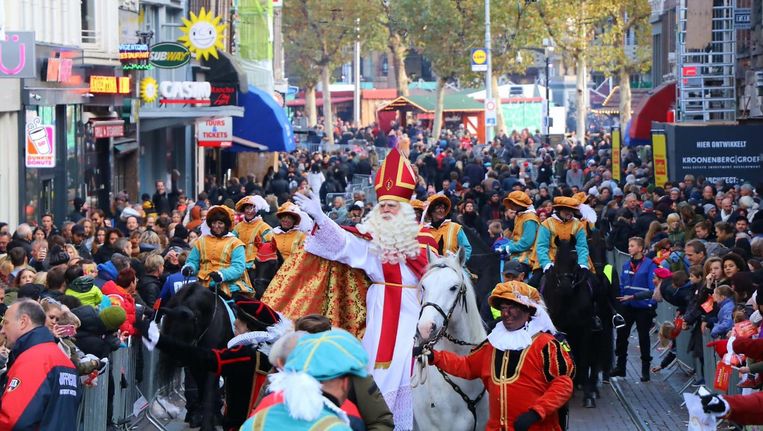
[516,41,554,146]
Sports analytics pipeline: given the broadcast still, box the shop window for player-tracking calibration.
[81,0,98,44]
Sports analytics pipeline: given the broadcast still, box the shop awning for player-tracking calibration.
[629,81,676,146]
[231,85,295,152]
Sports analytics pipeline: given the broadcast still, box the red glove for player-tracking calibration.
[707,339,728,357]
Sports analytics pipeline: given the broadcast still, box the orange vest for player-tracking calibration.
[194,236,252,296]
[532,217,584,270]
[233,218,273,264]
[511,211,540,266]
[430,220,462,255]
[273,230,305,262]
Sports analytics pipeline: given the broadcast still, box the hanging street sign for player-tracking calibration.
[484,98,497,126]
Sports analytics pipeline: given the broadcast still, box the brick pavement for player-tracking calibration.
[569,383,639,431]
[606,328,690,431]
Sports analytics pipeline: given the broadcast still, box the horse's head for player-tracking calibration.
[161,283,218,344]
[416,248,470,344]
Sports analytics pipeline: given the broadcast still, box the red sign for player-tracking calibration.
[682,66,698,77]
[210,85,237,106]
[198,141,232,148]
[92,121,125,139]
[45,58,73,83]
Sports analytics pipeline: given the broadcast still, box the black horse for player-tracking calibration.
[462,226,502,324]
[540,238,599,408]
[160,282,234,431]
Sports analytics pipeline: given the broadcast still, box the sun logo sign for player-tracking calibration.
[178,7,226,61]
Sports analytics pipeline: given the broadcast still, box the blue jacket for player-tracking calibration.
[159,271,197,303]
[619,258,657,309]
[710,298,735,339]
[0,327,81,430]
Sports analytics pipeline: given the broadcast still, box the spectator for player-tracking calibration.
[8,224,33,260]
[138,254,164,307]
[706,285,735,338]
[102,267,138,336]
[64,266,103,309]
[0,299,80,430]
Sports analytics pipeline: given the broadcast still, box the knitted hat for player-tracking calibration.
[99,306,127,331]
[503,191,532,209]
[285,328,368,381]
[654,267,673,280]
[18,283,43,301]
[173,224,189,240]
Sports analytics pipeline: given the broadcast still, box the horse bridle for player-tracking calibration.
[417,265,486,431]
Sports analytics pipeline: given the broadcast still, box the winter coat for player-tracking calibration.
[101,281,137,336]
[71,306,120,359]
[65,276,103,308]
[138,274,162,307]
[0,327,81,430]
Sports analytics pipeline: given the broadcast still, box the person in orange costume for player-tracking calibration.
[701,335,763,425]
[417,281,574,431]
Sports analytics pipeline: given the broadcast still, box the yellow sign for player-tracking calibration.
[611,127,621,181]
[652,132,669,187]
[140,77,158,103]
[178,7,227,61]
[472,48,487,65]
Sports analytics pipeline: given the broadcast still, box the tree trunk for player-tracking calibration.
[432,78,446,141]
[321,64,335,149]
[618,68,632,127]
[491,74,504,136]
[575,54,587,141]
[389,33,409,97]
[305,84,317,127]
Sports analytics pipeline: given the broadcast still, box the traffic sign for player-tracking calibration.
[471,48,488,72]
[484,98,497,126]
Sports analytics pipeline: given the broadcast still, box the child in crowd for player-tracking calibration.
[706,285,735,339]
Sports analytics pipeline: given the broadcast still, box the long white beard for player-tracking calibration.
[357,203,420,264]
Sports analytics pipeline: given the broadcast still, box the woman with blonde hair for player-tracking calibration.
[666,213,686,247]
[644,220,665,250]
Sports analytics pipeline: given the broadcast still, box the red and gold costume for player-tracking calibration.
[434,333,574,431]
[271,203,306,262]
[429,281,574,431]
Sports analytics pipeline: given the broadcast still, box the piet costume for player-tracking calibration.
[425,193,473,260]
[242,329,368,431]
[265,147,437,430]
[184,205,254,297]
[271,203,306,262]
[431,281,574,431]
[232,195,274,268]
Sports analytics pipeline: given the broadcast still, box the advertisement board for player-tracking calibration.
[611,127,621,181]
[25,116,55,168]
[663,123,763,185]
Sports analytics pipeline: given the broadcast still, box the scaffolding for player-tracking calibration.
[676,0,737,122]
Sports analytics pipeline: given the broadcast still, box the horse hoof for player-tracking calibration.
[583,398,596,408]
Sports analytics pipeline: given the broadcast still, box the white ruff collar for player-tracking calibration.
[488,310,557,351]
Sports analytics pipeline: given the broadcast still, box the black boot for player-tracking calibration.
[609,358,626,378]
[640,362,651,382]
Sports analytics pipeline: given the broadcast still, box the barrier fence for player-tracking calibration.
[78,339,183,430]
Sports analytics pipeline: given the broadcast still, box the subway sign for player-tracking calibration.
[149,42,191,69]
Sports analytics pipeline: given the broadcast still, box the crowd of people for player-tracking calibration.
[0,117,762,429]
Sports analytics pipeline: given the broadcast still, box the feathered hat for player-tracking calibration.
[235,195,269,213]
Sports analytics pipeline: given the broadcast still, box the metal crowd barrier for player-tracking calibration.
[78,339,185,430]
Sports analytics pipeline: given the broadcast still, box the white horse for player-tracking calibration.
[412,249,489,431]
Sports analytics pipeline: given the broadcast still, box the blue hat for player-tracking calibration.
[285,329,368,381]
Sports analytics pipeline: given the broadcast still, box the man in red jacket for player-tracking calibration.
[417,281,574,431]
[702,336,763,425]
[0,299,81,430]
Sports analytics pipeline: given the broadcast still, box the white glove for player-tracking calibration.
[142,321,161,352]
[543,263,554,273]
[726,335,736,357]
[293,192,323,221]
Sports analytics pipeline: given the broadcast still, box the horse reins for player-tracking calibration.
[416,265,486,431]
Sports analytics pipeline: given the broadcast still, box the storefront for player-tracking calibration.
[20,44,89,225]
